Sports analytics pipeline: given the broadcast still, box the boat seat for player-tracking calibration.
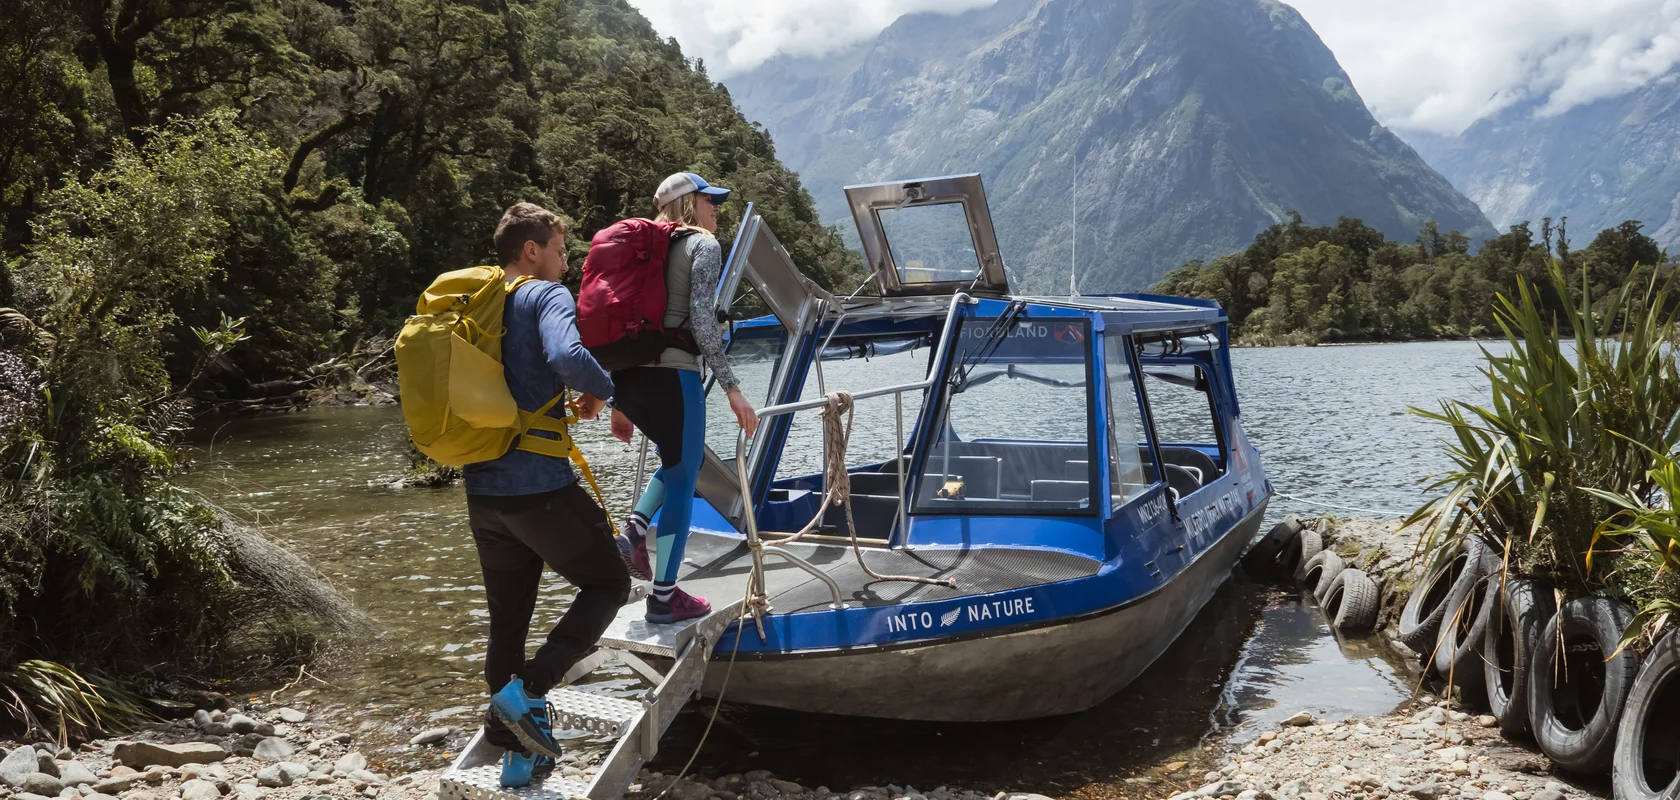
[821,494,899,539]
[846,472,905,496]
[1061,460,1090,481]
[1163,464,1202,498]
[1030,480,1088,503]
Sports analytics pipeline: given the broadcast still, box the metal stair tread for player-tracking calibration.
[439,764,592,800]
[548,687,641,737]
[597,600,743,658]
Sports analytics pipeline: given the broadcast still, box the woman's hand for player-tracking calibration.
[727,387,759,438]
[610,409,634,444]
[571,393,605,421]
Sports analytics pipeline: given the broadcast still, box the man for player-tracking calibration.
[465,202,629,788]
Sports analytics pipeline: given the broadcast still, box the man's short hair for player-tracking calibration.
[493,203,568,266]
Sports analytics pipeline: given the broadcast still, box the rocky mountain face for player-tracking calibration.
[726,0,1496,292]
[1407,76,1680,252]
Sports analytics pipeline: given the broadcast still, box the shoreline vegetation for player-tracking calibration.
[0,0,856,741]
[1152,213,1671,347]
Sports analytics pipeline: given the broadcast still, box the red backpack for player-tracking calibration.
[577,219,701,371]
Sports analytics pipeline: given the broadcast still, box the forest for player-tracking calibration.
[0,0,856,735]
[1152,214,1671,345]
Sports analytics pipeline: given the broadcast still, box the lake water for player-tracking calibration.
[184,339,1502,785]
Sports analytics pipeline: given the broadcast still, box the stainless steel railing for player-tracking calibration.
[729,293,973,622]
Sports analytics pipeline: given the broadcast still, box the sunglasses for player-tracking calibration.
[703,194,726,207]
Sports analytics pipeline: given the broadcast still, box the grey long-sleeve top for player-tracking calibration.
[658,232,739,392]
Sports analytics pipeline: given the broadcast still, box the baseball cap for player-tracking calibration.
[655,172,731,207]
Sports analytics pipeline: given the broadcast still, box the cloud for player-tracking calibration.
[1287,0,1680,133]
[623,0,998,77]
[626,0,1680,133]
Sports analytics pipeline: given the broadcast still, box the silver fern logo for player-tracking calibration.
[940,608,962,627]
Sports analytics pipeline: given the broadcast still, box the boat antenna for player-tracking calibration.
[1068,164,1080,297]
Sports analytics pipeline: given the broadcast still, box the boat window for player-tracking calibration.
[1137,361,1227,496]
[705,332,789,460]
[1104,336,1156,507]
[775,338,931,481]
[911,315,1095,515]
[877,203,982,285]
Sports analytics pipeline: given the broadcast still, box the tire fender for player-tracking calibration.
[1324,568,1380,633]
[1483,578,1554,738]
[1527,596,1639,775]
[1614,630,1680,800]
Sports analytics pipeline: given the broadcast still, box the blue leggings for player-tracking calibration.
[614,368,707,586]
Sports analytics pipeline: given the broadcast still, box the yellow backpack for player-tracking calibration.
[395,267,609,512]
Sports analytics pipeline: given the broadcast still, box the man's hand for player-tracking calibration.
[727,387,759,438]
[610,409,634,444]
[571,393,606,420]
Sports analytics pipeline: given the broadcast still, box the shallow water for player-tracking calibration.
[183,339,1500,780]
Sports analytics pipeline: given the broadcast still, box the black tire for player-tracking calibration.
[1285,530,1324,582]
[1435,572,1496,703]
[1324,568,1380,632]
[1301,551,1345,604]
[1484,578,1555,738]
[1270,527,1323,584]
[1243,517,1304,579]
[1528,596,1640,775]
[1614,631,1680,800]
[1397,537,1487,658]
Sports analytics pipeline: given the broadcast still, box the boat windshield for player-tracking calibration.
[912,313,1095,514]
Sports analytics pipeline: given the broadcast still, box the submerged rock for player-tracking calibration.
[409,728,452,746]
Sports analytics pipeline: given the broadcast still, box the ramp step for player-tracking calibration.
[440,764,591,800]
[550,687,641,738]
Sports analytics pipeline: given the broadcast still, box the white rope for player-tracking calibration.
[1274,491,1410,518]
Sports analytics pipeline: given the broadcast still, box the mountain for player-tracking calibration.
[725,0,1497,292]
[1406,76,1680,252]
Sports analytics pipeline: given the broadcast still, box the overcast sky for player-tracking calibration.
[624,0,1680,135]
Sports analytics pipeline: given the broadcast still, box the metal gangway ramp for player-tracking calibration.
[437,595,742,800]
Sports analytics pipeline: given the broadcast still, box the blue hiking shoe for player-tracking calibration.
[489,677,564,760]
[499,748,555,788]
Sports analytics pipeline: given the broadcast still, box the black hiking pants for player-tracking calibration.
[467,483,630,749]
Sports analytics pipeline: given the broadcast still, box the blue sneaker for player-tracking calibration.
[499,749,555,788]
[489,677,565,760]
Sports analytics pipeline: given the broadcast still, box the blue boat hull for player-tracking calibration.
[695,501,1266,721]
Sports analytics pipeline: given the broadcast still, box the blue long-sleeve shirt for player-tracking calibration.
[463,281,615,497]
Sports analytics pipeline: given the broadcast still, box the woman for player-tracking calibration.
[611,172,759,624]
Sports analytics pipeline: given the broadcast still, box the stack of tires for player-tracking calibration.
[1244,517,1380,633]
[1394,534,1680,795]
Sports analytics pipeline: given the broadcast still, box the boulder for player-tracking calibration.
[254,763,308,789]
[273,708,306,724]
[19,774,61,796]
[250,739,293,763]
[56,762,97,788]
[1281,711,1315,727]
[226,715,259,735]
[179,778,222,800]
[0,747,38,787]
[331,753,366,777]
[112,742,227,769]
[193,710,213,729]
[31,753,56,778]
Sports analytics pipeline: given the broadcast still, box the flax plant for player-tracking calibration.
[1405,260,1680,602]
